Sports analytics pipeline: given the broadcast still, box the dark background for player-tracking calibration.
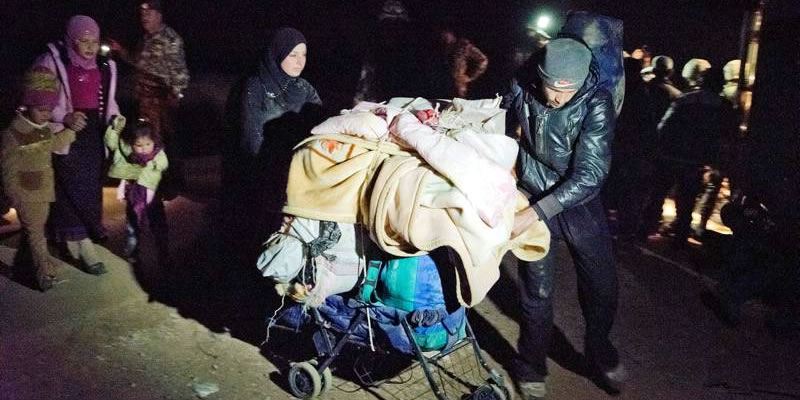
[1,0,796,191]
[1,0,757,83]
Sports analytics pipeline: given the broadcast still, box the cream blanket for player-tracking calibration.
[283,134,550,307]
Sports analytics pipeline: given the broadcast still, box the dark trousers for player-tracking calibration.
[696,167,723,234]
[640,159,705,241]
[125,198,169,262]
[514,197,619,382]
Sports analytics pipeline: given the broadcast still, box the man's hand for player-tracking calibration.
[145,188,155,204]
[64,112,88,132]
[107,39,131,63]
[512,206,540,239]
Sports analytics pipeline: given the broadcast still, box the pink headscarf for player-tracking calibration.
[65,15,100,70]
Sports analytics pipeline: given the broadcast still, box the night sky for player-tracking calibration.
[0,0,760,77]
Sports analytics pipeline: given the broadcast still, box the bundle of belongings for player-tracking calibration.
[258,96,551,353]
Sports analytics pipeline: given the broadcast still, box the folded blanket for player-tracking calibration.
[282,134,410,223]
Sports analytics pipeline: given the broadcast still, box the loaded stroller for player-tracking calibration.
[257,97,551,399]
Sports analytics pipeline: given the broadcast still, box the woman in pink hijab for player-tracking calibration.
[34,15,122,275]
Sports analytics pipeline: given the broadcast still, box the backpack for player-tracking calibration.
[559,11,625,117]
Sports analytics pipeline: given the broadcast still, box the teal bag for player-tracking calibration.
[377,255,446,312]
[357,254,467,353]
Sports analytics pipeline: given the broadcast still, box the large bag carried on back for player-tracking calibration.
[559,11,625,117]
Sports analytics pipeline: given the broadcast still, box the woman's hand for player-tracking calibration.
[64,112,88,132]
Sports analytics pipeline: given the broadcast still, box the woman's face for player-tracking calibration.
[133,136,155,155]
[280,43,307,78]
[74,33,100,59]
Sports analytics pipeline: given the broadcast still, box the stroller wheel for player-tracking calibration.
[471,383,509,400]
[309,359,333,395]
[288,361,322,399]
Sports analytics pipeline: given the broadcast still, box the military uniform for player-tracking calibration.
[134,24,188,189]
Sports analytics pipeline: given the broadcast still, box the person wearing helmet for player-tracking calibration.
[681,58,712,90]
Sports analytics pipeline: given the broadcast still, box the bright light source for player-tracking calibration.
[536,15,551,30]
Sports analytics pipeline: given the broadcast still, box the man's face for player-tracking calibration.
[140,8,163,34]
[27,105,54,125]
[541,85,578,108]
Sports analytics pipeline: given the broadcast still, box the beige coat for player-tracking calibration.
[1,114,75,203]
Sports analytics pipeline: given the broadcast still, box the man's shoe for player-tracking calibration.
[81,262,107,275]
[589,362,627,394]
[517,381,547,400]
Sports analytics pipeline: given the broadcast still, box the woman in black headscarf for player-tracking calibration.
[228,27,322,265]
[240,27,322,156]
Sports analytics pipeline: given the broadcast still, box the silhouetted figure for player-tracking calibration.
[694,59,743,238]
[353,0,428,103]
[703,184,799,336]
[436,28,488,98]
[604,56,653,239]
[639,67,735,247]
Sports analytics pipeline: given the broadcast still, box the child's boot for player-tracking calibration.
[123,222,139,264]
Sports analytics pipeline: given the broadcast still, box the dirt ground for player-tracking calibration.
[2,156,799,400]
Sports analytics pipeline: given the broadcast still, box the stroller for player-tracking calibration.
[266,252,512,400]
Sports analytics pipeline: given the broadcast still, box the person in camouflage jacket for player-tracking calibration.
[110,0,189,195]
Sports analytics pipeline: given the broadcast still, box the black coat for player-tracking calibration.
[502,66,616,220]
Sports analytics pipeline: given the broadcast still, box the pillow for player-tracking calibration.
[311,111,389,140]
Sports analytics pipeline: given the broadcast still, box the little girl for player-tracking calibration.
[1,67,84,291]
[105,120,169,265]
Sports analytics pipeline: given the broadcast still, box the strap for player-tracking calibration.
[358,260,383,305]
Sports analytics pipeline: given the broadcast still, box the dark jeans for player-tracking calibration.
[514,197,619,382]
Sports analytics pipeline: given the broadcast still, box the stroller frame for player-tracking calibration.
[276,303,511,400]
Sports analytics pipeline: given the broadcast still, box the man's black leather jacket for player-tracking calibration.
[502,66,616,220]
